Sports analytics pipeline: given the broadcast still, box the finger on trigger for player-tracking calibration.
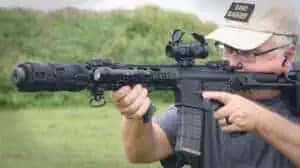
[202,91,231,104]
[221,124,242,132]
[214,105,230,120]
[218,118,227,127]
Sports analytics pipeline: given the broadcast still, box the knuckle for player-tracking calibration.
[112,92,121,101]
[123,95,134,105]
[234,104,241,110]
[116,86,129,95]
[119,107,127,115]
[112,95,120,103]
[121,85,131,91]
[139,86,145,94]
[145,98,151,109]
[134,84,143,90]
[129,98,144,114]
[128,103,138,113]
[231,93,237,98]
[240,121,247,127]
[114,101,121,108]
[123,98,130,105]
[232,94,241,99]
[239,111,246,118]
[141,88,148,97]
[140,99,149,112]
[145,97,150,105]
[136,97,151,116]
[125,91,140,104]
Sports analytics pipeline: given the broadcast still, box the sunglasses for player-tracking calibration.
[221,43,291,57]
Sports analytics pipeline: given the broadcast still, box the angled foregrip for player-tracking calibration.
[143,104,156,123]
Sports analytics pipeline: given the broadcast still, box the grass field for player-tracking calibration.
[0,102,172,168]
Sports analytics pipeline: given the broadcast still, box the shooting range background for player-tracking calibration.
[0,3,221,109]
[0,2,220,168]
[0,1,299,168]
[1,0,300,109]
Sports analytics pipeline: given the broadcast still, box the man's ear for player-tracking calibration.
[285,44,296,61]
[282,44,296,69]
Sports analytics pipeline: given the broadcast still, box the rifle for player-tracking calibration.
[11,29,300,168]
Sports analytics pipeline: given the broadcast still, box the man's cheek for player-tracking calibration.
[243,63,280,73]
[242,64,266,72]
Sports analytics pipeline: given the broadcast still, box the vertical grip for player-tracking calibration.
[143,104,156,123]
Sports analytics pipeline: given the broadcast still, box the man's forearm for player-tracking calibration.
[121,117,156,163]
[256,110,300,167]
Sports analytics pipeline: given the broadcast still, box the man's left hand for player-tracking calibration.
[202,91,270,133]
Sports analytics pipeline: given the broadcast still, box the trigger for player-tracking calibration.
[210,99,224,111]
[200,92,223,112]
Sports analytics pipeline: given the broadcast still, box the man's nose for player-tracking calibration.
[227,57,245,70]
[227,55,240,67]
[226,51,241,63]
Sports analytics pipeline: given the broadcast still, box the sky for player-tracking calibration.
[0,0,299,25]
[1,0,300,50]
[77,0,231,24]
[0,0,237,24]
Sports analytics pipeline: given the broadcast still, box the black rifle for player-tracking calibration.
[11,29,300,168]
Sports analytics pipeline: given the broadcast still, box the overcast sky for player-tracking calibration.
[0,0,299,25]
[77,0,232,24]
[0,0,242,24]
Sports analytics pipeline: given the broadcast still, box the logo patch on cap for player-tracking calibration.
[224,2,255,22]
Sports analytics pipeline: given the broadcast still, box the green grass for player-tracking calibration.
[0,103,172,168]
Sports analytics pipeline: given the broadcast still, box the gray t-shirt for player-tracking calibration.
[154,98,299,168]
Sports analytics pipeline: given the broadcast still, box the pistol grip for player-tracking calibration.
[209,99,247,138]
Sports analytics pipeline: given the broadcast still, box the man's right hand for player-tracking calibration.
[112,84,173,163]
[112,84,151,120]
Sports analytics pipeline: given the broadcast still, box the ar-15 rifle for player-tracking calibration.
[11,29,300,168]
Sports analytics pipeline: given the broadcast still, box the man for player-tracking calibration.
[112,0,300,168]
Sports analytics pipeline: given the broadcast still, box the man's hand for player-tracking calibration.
[202,91,270,132]
[112,84,150,120]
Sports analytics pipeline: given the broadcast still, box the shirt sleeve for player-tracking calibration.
[153,105,179,151]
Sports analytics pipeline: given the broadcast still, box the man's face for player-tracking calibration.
[219,39,294,100]
[221,40,290,74]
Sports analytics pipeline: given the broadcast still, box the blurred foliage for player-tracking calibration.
[0,5,221,109]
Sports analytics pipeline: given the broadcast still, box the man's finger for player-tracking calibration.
[112,86,131,102]
[214,105,231,120]
[221,124,243,132]
[121,84,143,106]
[218,118,228,127]
[202,91,232,104]
[120,88,148,116]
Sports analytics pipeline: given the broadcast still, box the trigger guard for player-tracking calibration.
[210,99,224,111]
[202,98,224,112]
[202,96,247,137]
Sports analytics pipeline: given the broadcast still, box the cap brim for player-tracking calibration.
[205,27,273,50]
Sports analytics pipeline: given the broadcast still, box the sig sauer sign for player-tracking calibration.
[224,2,255,22]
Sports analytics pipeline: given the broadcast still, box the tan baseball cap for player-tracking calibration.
[205,0,300,51]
